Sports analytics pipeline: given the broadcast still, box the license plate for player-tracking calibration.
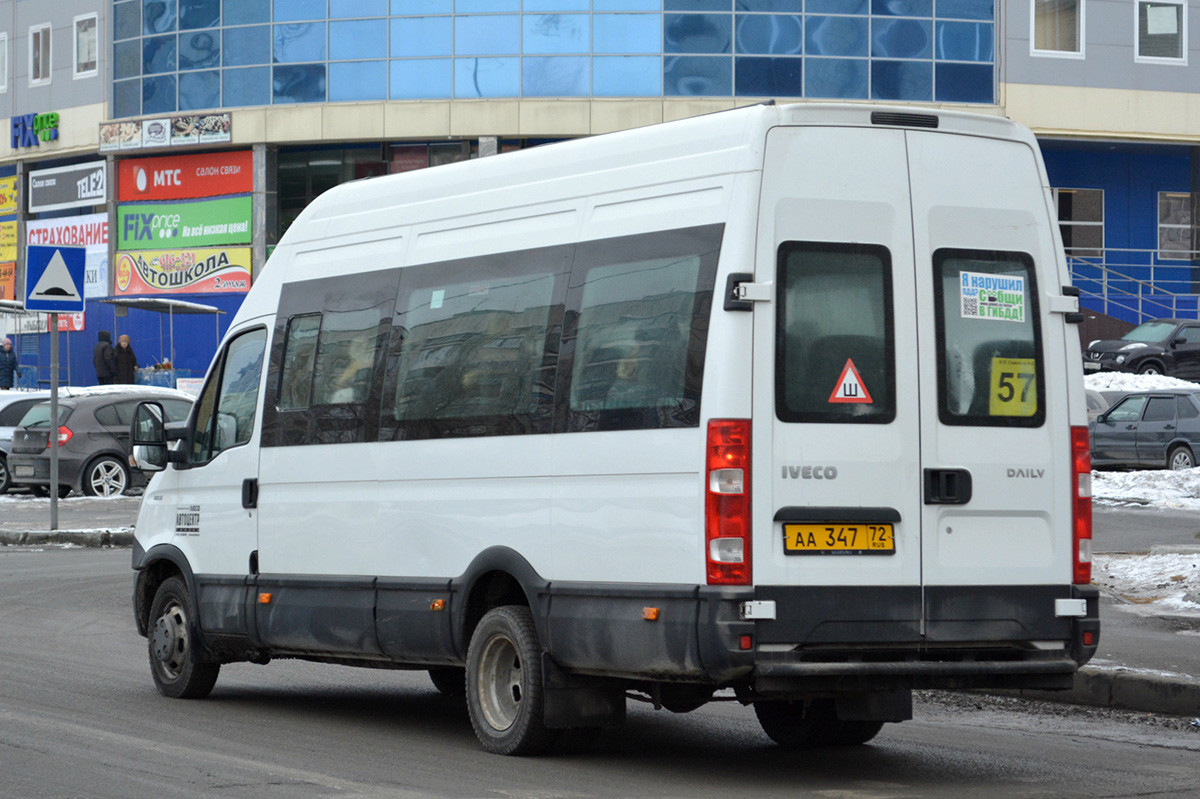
[13,465,34,478]
[783,523,895,555]
[1082,362,1100,371]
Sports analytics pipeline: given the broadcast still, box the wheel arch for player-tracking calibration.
[1167,439,1195,466]
[133,543,199,639]
[451,546,550,659]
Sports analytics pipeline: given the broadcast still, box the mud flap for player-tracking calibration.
[835,689,912,722]
[541,653,626,729]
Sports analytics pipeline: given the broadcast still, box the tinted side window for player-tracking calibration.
[562,225,721,432]
[1178,395,1200,420]
[94,403,120,427]
[1143,396,1175,422]
[192,329,267,463]
[161,399,193,422]
[0,399,40,426]
[776,242,894,425]
[312,309,388,406]
[1106,395,1147,422]
[382,245,570,440]
[278,314,320,410]
[933,249,1044,427]
[1181,327,1200,345]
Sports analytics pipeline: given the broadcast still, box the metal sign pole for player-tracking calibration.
[49,313,59,531]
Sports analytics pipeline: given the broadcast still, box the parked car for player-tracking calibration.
[7,389,194,497]
[1084,388,1111,422]
[1083,319,1200,377]
[1089,389,1200,470]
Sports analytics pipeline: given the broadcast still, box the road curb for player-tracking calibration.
[0,529,135,547]
[997,666,1200,717]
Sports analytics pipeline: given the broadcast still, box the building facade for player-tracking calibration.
[0,0,1197,386]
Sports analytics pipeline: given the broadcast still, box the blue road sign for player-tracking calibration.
[25,245,86,313]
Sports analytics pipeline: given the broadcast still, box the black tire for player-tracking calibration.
[428,666,466,697]
[466,606,555,756]
[0,456,10,494]
[1137,362,1163,375]
[29,484,72,498]
[1168,444,1195,471]
[147,576,219,699]
[82,455,130,497]
[754,699,884,748]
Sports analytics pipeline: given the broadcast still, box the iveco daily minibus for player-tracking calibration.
[130,103,1098,755]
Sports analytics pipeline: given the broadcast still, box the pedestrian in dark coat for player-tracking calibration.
[0,337,18,389]
[94,330,117,385]
[115,334,138,384]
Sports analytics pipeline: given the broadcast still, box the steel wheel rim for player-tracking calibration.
[0,459,7,490]
[90,460,126,497]
[1171,450,1193,470]
[477,633,522,732]
[151,600,189,681]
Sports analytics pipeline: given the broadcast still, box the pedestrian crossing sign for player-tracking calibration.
[24,245,86,313]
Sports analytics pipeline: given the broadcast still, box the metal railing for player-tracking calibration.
[1067,248,1200,323]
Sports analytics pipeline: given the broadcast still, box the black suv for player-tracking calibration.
[1083,318,1200,377]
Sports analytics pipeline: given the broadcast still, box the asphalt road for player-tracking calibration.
[2,547,1198,799]
[1092,502,1200,553]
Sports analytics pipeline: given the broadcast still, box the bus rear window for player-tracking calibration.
[933,249,1044,427]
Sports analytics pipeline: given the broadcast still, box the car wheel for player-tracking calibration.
[0,456,10,494]
[1137,362,1163,375]
[83,456,130,497]
[148,576,220,699]
[466,606,555,756]
[754,699,885,748]
[1168,445,1195,471]
[428,666,466,697]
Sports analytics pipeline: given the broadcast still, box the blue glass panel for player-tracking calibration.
[663,55,731,95]
[593,55,661,95]
[936,0,992,21]
[115,2,141,40]
[872,0,931,16]
[223,65,271,105]
[331,0,389,16]
[331,20,388,59]
[274,64,327,102]
[390,58,452,98]
[872,18,931,58]
[144,36,177,74]
[392,17,453,56]
[392,0,452,12]
[115,79,141,117]
[737,0,799,10]
[455,57,519,97]
[274,0,326,21]
[179,69,220,108]
[224,0,269,25]
[224,26,271,66]
[115,40,142,79]
[666,0,727,9]
[595,0,660,9]
[870,59,931,100]
[456,15,520,55]
[180,30,220,69]
[329,61,388,100]
[806,16,868,57]
[525,0,589,10]
[523,15,589,54]
[935,21,992,61]
[523,55,588,95]
[180,0,219,29]
[735,14,802,54]
[595,14,661,53]
[457,0,519,10]
[144,0,177,34]
[935,61,991,102]
[735,56,800,95]
[664,14,732,54]
[143,74,177,113]
[804,56,867,97]
[274,23,327,62]
[806,0,867,12]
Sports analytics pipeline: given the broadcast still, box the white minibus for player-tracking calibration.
[130,103,1098,755]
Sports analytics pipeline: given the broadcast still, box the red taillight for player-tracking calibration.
[1071,426,1092,585]
[706,419,751,585]
[46,426,73,448]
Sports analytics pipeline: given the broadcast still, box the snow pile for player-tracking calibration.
[1093,469,1200,509]
[1093,552,1200,614]
[1084,372,1200,393]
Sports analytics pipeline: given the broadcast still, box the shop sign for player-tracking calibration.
[114,247,252,295]
[118,196,252,250]
[28,161,107,213]
[11,112,60,148]
[0,176,17,215]
[49,313,86,333]
[27,214,110,299]
[0,261,14,301]
[99,113,232,152]
[118,151,253,202]
[0,221,16,261]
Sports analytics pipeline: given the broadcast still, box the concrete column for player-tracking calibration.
[252,143,276,279]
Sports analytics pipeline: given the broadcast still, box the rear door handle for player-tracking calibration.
[924,468,973,505]
[242,478,258,509]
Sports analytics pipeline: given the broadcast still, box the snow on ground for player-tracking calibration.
[1084,372,1200,393]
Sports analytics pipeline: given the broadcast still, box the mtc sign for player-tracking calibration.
[118,150,253,202]
[11,112,60,148]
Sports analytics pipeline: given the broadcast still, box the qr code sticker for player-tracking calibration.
[962,296,978,317]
